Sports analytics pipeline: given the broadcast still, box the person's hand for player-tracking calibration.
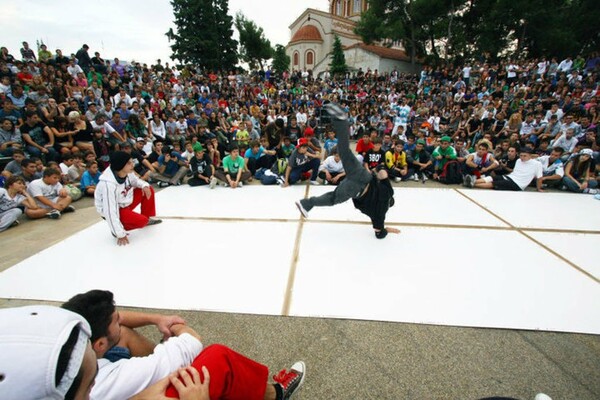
[165,153,171,162]
[170,366,210,400]
[436,155,442,160]
[282,181,289,187]
[41,147,49,154]
[143,186,152,199]
[230,180,237,188]
[156,315,186,340]
[581,181,588,190]
[117,236,130,246]
[387,227,401,234]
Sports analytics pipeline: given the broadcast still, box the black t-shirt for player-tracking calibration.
[352,175,394,230]
[147,151,160,165]
[190,153,212,176]
[365,148,386,169]
[21,122,50,146]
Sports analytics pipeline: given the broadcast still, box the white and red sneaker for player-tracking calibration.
[273,361,306,399]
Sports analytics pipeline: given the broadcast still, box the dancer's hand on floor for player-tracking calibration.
[387,227,401,234]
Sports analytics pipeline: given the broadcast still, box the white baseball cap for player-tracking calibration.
[0,305,91,399]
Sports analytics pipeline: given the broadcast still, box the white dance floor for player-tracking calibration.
[0,185,599,334]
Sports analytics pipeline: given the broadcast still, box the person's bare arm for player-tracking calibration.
[170,323,201,342]
[120,310,186,340]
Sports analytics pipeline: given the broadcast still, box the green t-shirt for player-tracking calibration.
[223,155,245,173]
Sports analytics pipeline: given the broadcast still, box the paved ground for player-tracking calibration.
[1,181,599,400]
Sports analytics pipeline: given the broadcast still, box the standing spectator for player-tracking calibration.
[75,44,91,73]
[19,41,36,62]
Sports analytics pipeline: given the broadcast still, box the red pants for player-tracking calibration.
[165,344,269,400]
[119,187,156,231]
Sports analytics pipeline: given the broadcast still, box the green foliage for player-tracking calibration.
[167,0,238,71]
[234,12,273,70]
[357,0,600,62]
[271,44,290,74]
[329,36,348,76]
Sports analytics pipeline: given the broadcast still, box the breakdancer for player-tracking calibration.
[295,103,400,239]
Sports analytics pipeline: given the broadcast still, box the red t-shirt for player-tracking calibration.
[356,140,374,155]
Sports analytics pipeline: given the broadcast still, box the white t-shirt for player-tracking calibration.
[27,178,62,207]
[91,333,203,400]
[0,188,25,213]
[462,66,471,78]
[507,159,543,190]
[319,155,344,173]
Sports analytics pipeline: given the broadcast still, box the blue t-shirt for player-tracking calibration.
[80,170,101,190]
[158,153,185,176]
[244,146,264,160]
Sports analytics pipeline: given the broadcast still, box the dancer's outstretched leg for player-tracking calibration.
[296,103,373,217]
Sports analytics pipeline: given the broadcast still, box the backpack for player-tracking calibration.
[439,160,463,184]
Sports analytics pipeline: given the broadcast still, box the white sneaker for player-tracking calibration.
[394,177,401,183]
[276,177,285,186]
[309,180,320,185]
[209,176,217,189]
[323,179,329,185]
[413,174,419,181]
[238,181,243,188]
[422,174,428,182]
[220,181,228,187]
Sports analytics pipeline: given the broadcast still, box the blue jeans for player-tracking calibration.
[289,157,320,184]
[562,176,598,193]
[26,145,58,163]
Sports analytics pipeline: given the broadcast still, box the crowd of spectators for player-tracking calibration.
[0,40,599,232]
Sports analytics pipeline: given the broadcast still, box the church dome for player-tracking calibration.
[290,25,323,44]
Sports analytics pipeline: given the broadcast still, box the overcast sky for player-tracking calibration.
[0,0,328,65]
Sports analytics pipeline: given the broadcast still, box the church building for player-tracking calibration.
[286,0,417,76]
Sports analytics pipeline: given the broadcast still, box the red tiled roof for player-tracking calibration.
[290,25,323,44]
[345,43,411,62]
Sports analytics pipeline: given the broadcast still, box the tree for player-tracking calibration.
[167,0,238,71]
[329,35,348,77]
[234,12,272,70]
[271,44,290,75]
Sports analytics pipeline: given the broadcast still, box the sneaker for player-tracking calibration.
[583,188,599,194]
[276,177,285,186]
[462,175,469,187]
[466,175,476,188]
[157,181,170,188]
[324,103,347,120]
[220,181,228,187]
[309,180,320,185]
[394,177,401,183]
[295,200,309,218]
[238,181,243,188]
[147,218,162,226]
[421,174,428,182]
[412,174,419,182]
[10,220,20,228]
[273,361,306,400]
[209,176,217,189]
[63,205,76,213]
[46,210,61,219]
[323,179,329,185]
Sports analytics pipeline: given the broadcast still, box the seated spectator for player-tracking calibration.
[551,128,578,160]
[244,139,277,176]
[562,148,597,193]
[534,147,565,191]
[20,110,59,162]
[80,160,100,196]
[188,143,217,188]
[0,117,22,157]
[355,132,374,161]
[385,140,409,182]
[152,145,189,187]
[282,138,320,187]
[463,141,499,186]
[1,148,25,179]
[0,175,37,231]
[60,290,306,400]
[407,139,433,181]
[26,167,75,219]
[432,136,458,179]
[494,145,519,176]
[318,147,346,185]
[215,144,251,188]
[323,128,338,156]
[468,149,543,191]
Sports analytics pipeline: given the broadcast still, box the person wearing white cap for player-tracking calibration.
[0,305,97,400]
[62,290,306,400]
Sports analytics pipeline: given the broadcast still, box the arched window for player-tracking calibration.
[353,0,361,14]
[306,50,314,66]
[344,0,350,16]
[293,52,299,67]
